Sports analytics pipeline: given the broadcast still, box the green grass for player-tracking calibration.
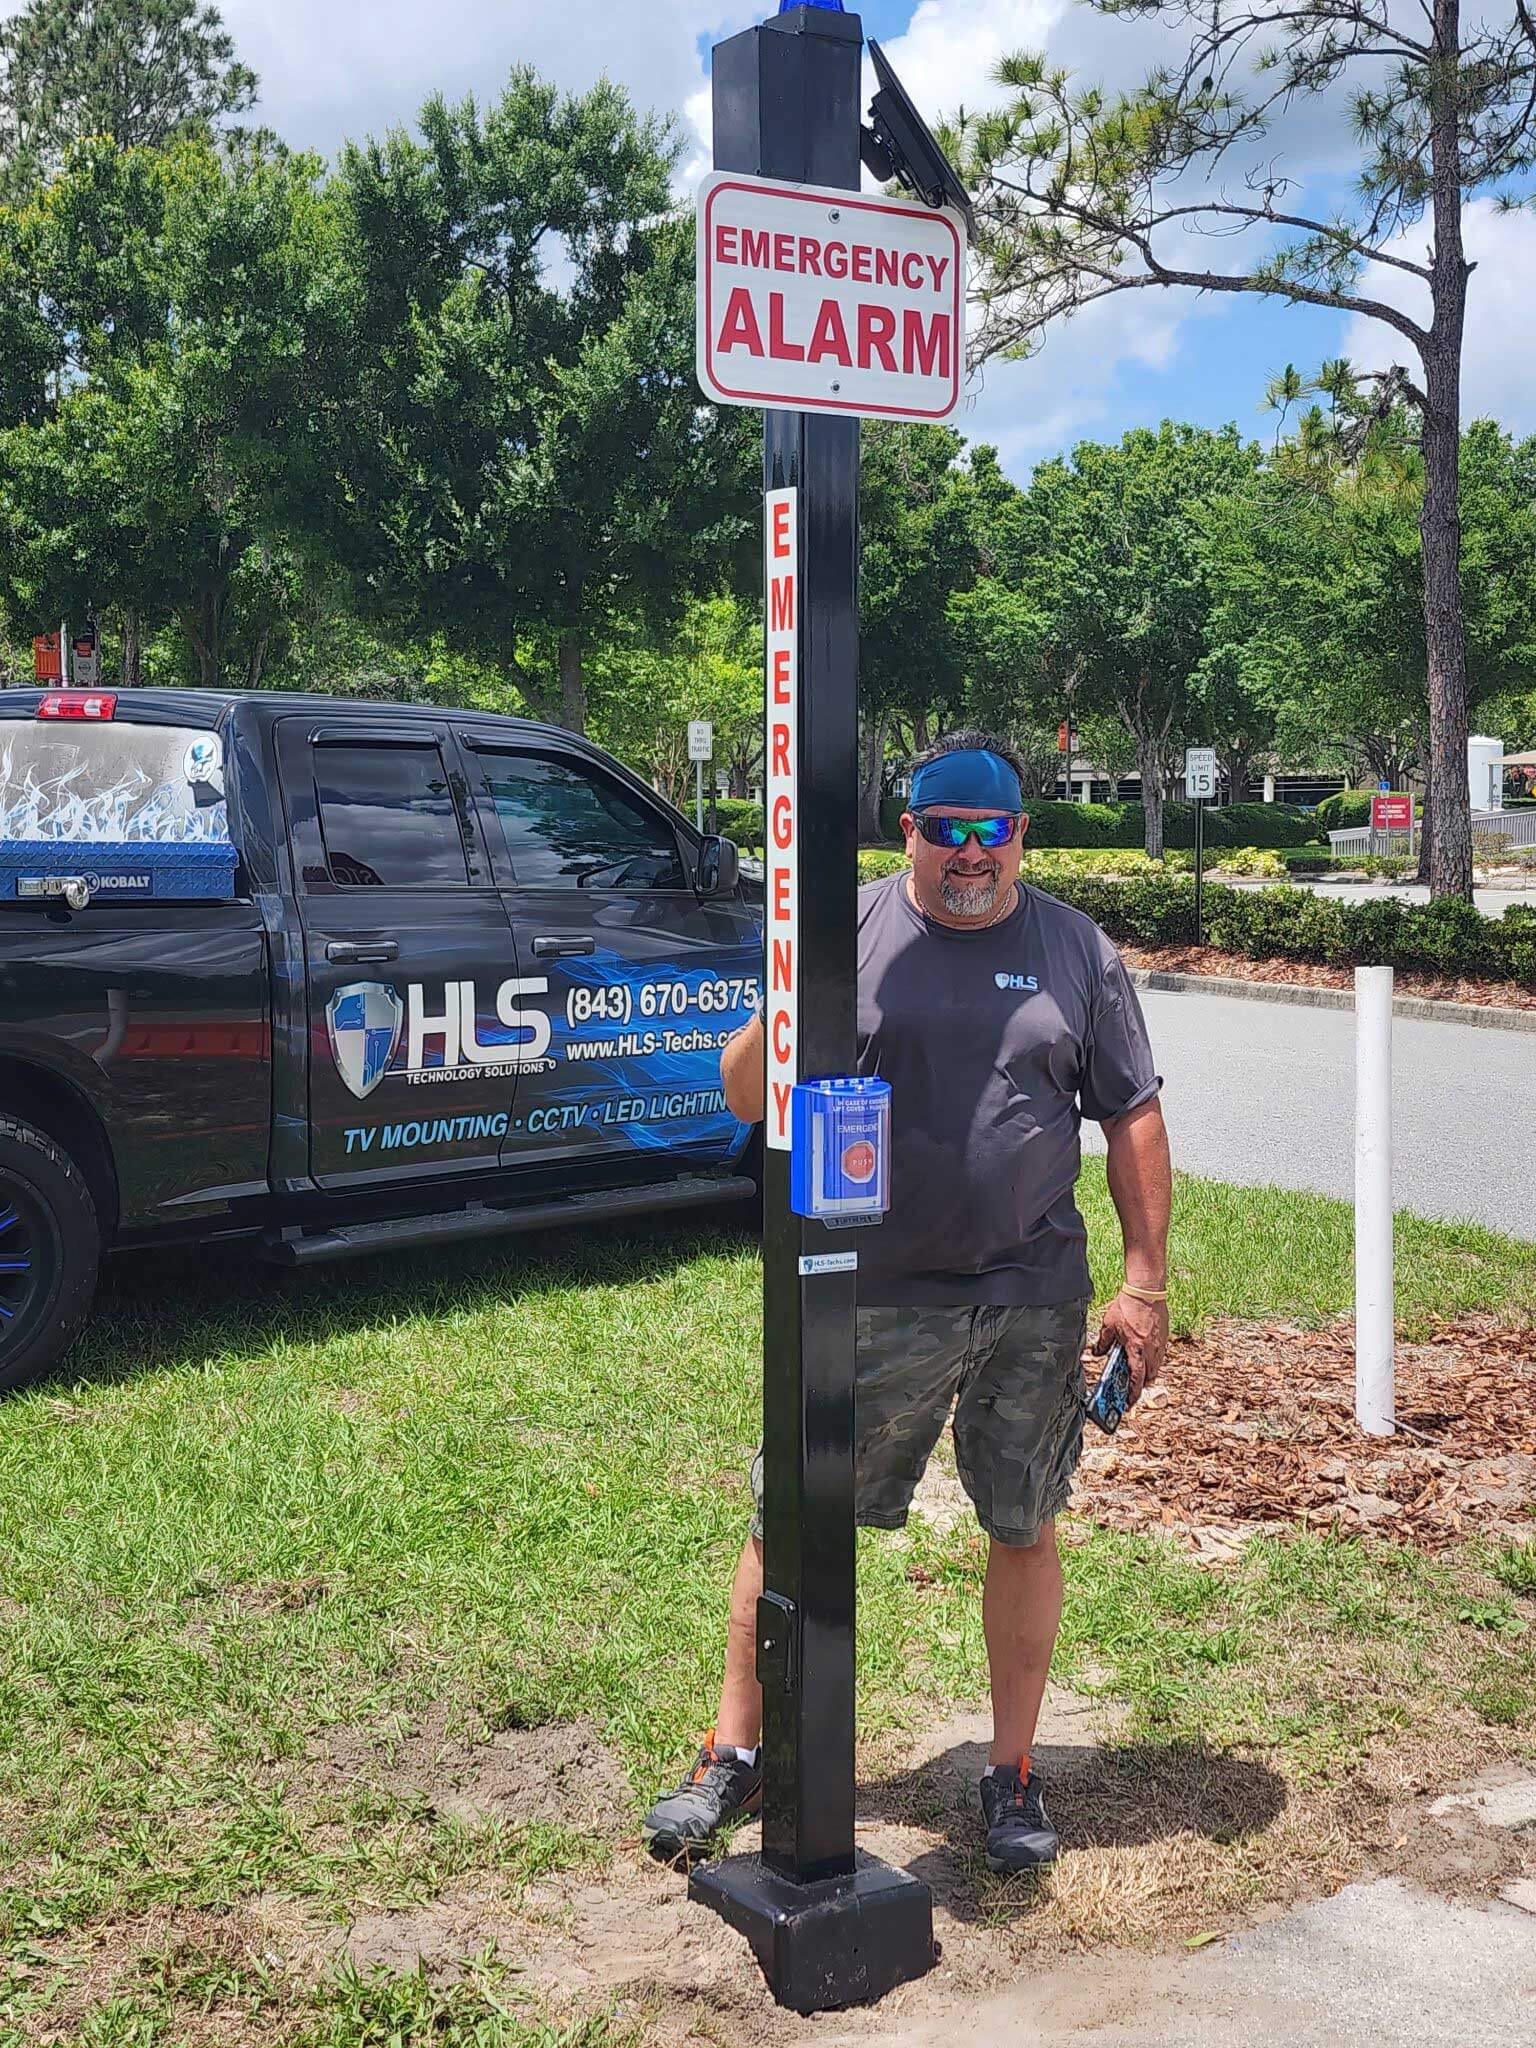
[0,1166,1533,2039]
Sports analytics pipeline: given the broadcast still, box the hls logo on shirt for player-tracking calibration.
[995,972,1040,993]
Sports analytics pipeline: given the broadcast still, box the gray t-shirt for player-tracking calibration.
[853,874,1161,1306]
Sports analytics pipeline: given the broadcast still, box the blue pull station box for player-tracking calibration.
[789,1076,891,1224]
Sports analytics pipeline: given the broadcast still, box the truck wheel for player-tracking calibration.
[0,1118,100,1395]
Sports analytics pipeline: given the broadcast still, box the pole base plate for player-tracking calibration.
[689,1850,935,2015]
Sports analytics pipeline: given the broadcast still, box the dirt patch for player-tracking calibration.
[1381,1785,1533,1896]
[1076,1315,1536,1551]
[23,1705,1524,2047]
[225,1574,339,1615]
[327,1689,1527,2048]
[1120,941,1536,1013]
[9,1895,333,2045]
[301,1704,630,1832]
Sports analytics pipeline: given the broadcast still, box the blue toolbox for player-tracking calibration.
[0,838,239,904]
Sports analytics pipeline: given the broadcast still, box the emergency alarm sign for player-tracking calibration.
[696,172,965,422]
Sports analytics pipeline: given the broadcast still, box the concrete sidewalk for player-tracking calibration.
[851,1878,1536,2046]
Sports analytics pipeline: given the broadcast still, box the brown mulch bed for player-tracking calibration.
[1121,942,1536,1013]
[1075,1315,1536,1555]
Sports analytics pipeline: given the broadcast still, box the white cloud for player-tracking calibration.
[955,286,1219,472]
[874,0,1064,119]
[220,0,737,159]
[1342,199,1536,434]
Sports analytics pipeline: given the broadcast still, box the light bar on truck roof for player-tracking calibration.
[36,692,117,720]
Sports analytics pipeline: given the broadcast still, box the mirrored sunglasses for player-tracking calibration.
[914,812,1021,850]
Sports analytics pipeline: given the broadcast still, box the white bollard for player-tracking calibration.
[1354,965,1396,1435]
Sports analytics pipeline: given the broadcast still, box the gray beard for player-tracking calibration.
[939,873,999,918]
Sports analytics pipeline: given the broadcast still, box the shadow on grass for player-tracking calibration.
[49,1208,761,1398]
[861,1734,1288,1923]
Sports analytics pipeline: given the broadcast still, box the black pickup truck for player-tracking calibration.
[0,687,762,1390]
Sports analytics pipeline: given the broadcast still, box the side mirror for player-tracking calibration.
[696,834,740,897]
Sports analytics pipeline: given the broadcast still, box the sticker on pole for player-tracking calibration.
[764,487,798,1150]
[696,173,966,422]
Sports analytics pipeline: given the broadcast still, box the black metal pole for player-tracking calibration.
[689,5,934,2015]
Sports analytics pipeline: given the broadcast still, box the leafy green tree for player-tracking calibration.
[0,0,255,190]
[954,440,1102,798]
[995,422,1259,856]
[590,597,762,810]
[1076,710,1138,796]
[0,135,352,687]
[1202,420,1536,848]
[333,73,757,736]
[951,0,1536,897]
[857,422,977,838]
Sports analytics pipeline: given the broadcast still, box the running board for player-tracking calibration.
[263,1173,757,1267]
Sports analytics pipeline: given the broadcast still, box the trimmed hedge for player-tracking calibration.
[713,798,764,848]
[1037,872,1536,988]
[1315,790,1378,833]
[851,851,1536,985]
[876,795,1320,850]
[1023,799,1320,850]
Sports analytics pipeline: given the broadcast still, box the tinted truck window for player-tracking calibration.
[315,744,468,889]
[484,755,684,891]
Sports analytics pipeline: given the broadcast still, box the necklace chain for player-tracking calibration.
[906,874,1018,930]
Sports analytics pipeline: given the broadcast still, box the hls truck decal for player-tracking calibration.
[332,949,761,1159]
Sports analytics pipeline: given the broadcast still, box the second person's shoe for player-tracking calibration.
[980,1762,1058,1874]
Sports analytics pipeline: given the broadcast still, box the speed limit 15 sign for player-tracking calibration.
[1184,747,1217,800]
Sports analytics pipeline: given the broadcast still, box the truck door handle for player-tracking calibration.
[326,940,399,965]
[532,936,595,958]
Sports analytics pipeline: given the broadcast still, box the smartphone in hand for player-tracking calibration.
[1084,1344,1133,1435]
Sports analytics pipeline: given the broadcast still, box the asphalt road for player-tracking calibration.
[1304,880,1535,918]
[1225,878,1536,918]
[1082,984,1536,1240]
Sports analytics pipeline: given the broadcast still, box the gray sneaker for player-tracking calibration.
[642,1733,762,1861]
[980,1763,1058,1874]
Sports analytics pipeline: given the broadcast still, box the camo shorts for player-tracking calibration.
[749,1298,1092,1551]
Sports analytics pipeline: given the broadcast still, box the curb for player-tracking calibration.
[1126,967,1536,1035]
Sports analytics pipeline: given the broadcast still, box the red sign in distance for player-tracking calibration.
[696,172,966,422]
[1371,794,1413,831]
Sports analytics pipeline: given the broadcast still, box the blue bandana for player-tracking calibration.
[909,749,1024,816]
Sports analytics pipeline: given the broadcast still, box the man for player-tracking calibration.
[643,731,1170,1874]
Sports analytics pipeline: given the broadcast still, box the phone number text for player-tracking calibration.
[565,975,761,1030]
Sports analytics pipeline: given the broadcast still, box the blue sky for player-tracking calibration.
[11,0,1523,477]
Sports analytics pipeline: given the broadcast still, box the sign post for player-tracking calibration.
[689,719,714,833]
[1184,747,1217,947]
[689,2,958,2015]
